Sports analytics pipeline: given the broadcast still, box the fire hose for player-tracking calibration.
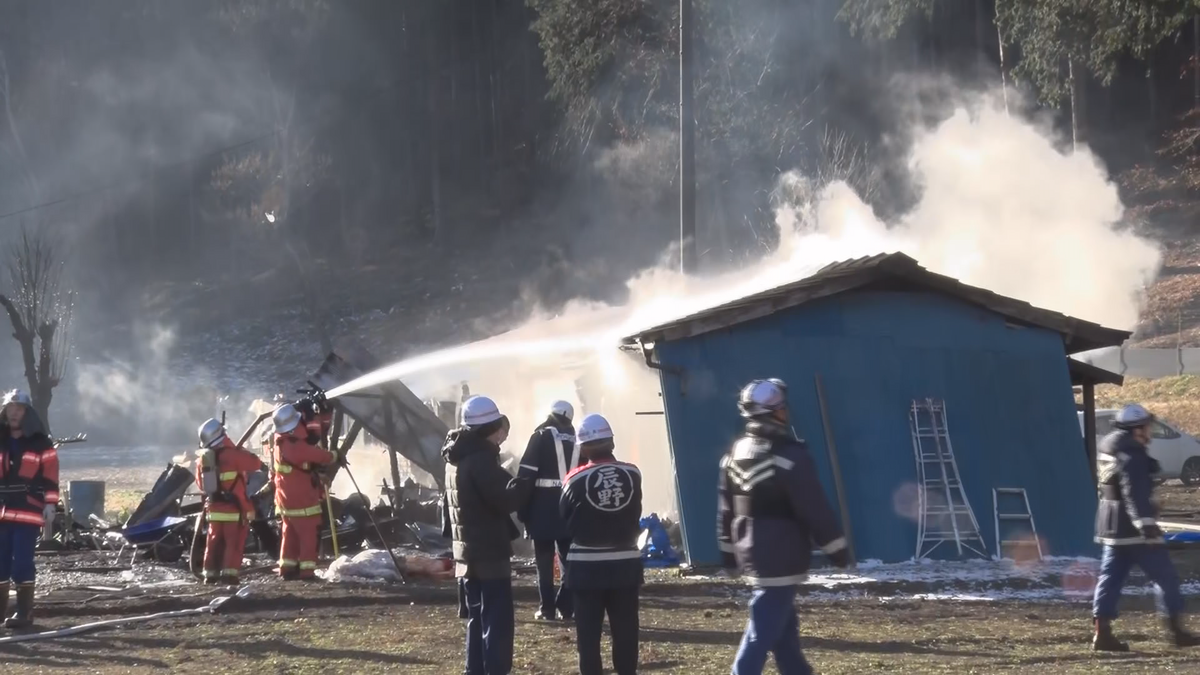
[0,589,246,645]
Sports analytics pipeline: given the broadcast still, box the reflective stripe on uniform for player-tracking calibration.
[0,507,43,526]
[274,462,313,474]
[202,569,219,578]
[221,568,240,576]
[744,574,808,587]
[299,561,317,570]
[820,537,848,555]
[1097,535,1164,546]
[219,471,239,481]
[535,479,562,488]
[568,548,642,562]
[279,504,323,517]
[207,511,246,522]
[279,558,299,567]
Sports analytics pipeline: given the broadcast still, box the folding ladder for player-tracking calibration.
[910,399,988,560]
[992,487,1042,561]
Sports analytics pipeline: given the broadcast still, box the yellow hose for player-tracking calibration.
[325,489,341,559]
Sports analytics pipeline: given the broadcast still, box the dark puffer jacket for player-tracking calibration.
[442,428,532,579]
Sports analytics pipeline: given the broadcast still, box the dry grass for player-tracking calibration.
[3,580,1200,674]
[1093,375,1200,436]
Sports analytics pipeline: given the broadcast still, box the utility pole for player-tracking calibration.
[680,0,697,274]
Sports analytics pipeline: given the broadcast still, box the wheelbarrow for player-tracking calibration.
[116,516,190,566]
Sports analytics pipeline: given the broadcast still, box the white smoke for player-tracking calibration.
[332,90,1162,521]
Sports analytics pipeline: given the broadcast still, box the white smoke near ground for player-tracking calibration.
[73,323,263,450]
[330,89,1162,520]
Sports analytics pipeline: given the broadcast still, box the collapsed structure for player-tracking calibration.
[622,253,1128,565]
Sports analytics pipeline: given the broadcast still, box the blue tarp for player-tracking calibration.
[640,514,680,568]
[1165,531,1200,543]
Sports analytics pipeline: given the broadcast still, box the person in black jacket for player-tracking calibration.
[1091,403,1199,651]
[717,379,849,675]
[560,413,643,675]
[442,396,531,675]
[517,400,579,621]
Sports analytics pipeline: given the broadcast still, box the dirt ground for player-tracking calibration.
[5,569,1200,675]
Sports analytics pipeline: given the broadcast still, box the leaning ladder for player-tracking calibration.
[910,399,988,560]
[992,487,1043,561]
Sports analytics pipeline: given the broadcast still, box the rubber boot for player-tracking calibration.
[219,574,240,587]
[280,567,299,581]
[1092,617,1129,652]
[4,583,34,629]
[0,582,9,630]
[1166,615,1200,648]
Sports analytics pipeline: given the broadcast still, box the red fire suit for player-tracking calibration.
[196,438,263,583]
[273,411,335,579]
[0,427,58,589]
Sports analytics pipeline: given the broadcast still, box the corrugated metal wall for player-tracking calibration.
[655,290,1096,564]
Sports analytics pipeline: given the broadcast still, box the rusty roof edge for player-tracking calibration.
[620,252,1130,350]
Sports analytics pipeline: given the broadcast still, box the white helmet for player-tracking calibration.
[198,418,228,449]
[461,395,503,428]
[738,378,787,418]
[576,413,614,445]
[2,389,31,408]
[1115,404,1155,430]
[273,404,303,434]
[550,400,574,422]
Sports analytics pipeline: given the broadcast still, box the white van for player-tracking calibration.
[1078,410,1200,485]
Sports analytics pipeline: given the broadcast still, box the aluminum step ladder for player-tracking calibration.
[910,399,988,559]
[992,487,1043,561]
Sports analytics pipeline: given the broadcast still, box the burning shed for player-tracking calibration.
[623,253,1129,565]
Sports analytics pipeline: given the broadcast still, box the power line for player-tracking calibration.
[0,129,280,223]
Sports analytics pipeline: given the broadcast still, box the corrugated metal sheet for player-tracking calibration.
[656,289,1097,564]
[624,252,1130,354]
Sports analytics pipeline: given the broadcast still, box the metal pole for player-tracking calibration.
[680,0,697,274]
[814,374,855,565]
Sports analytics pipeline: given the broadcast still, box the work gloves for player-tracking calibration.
[1142,523,1165,541]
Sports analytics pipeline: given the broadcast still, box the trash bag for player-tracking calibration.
[638,513,680,568]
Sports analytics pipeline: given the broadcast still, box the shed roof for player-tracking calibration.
[622,253,1130,354]
[1068,357,1124,386]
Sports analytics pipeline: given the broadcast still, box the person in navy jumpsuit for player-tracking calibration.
[517,400,579,620]
[560,413,643,675]
[717,379,849,675]
[1091,403,1199,650]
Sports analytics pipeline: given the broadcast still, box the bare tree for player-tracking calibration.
[0,228,74,432]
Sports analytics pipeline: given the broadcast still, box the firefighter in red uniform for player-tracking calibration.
[0,389,57,629]
[272,400,336,580]
[196,418,266,585]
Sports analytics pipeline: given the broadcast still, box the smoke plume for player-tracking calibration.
[336,88,1161,520]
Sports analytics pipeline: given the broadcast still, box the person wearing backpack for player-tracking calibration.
[196,418,267,586]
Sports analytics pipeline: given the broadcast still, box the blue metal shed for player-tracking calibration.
[622,253,1129,565]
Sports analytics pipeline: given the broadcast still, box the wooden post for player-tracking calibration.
[814,374,855,564]
[1083,381,1097,483]
[382,399,405,519]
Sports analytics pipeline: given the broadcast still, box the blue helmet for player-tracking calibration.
[1114,404,1155,430]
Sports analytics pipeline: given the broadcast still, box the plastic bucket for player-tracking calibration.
[67,480,106,527]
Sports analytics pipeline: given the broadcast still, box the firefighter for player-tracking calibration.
[718,379,849,675]
[517,400,579,621]
[196,418,267,585]
[1091,403,1200,650]
[560,413,643,675]
[272,400,336,580]
[442,395,532,675]
[0,389,57,629]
